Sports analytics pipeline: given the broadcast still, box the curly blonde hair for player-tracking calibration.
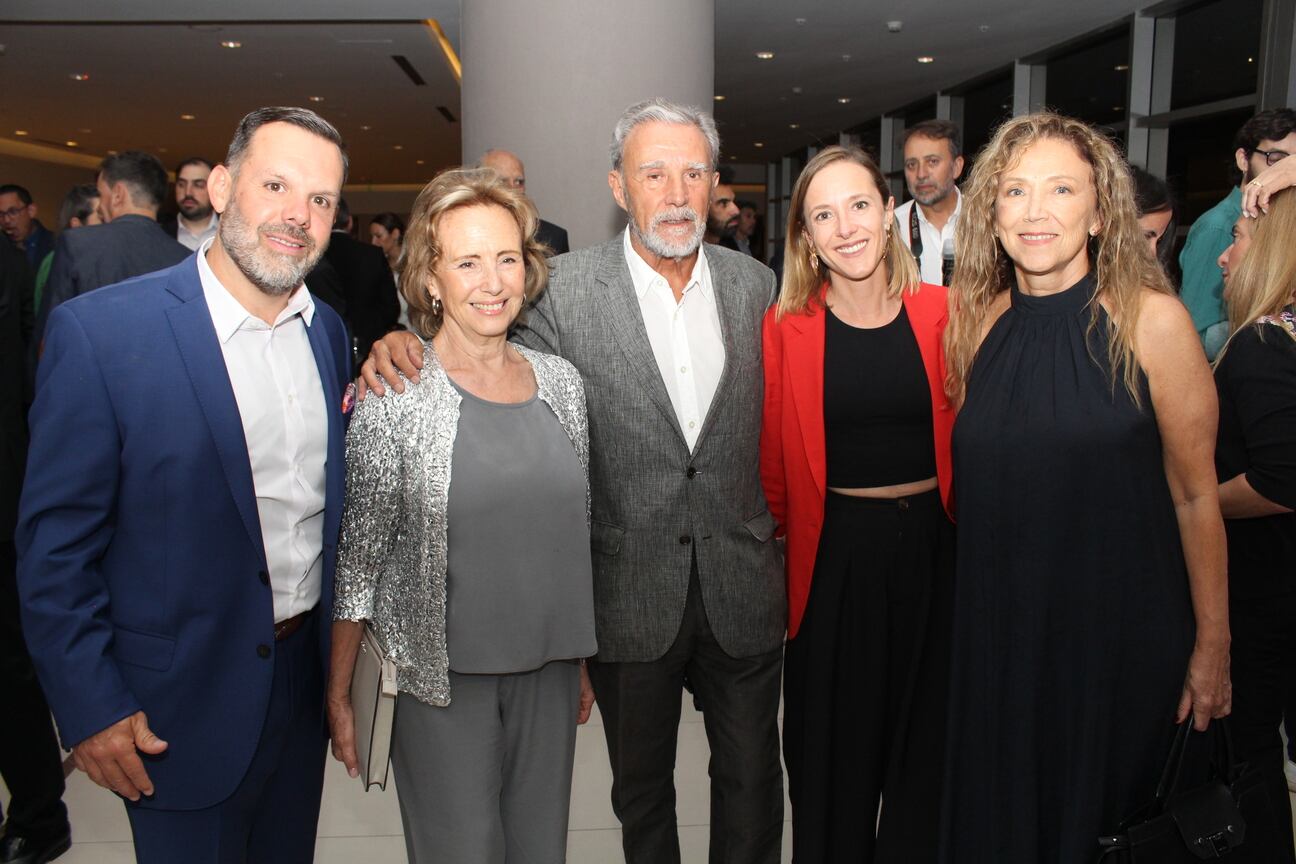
[1218,188,1296,361]
[399,166,549,339]
[943,113,1171,406]
[777,145,919,318]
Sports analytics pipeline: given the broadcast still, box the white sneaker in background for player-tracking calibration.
[1285,758,1296,794]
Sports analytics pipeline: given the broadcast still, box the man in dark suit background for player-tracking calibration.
[319,198,398,373]
[479,149,570,255]
[17,106,351,862]
[0,241,70,864]
[33,151,188,350]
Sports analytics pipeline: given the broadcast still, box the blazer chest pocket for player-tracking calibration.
[743,510,777,542]
[112,627,176,672]
[591,520,625,556]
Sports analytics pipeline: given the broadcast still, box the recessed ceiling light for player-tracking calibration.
[714,95,726,101]
[728,155,737,161]
[69,73,90,81]
[308,95,325,103]
[179,114,196,121]
[1113,106,1124,112]
[14,130,28,136]
[416,159,425,165]
[1248,56,1255,63]
[789,123,800,129]
[393,144,403,150]
[754,142,765,148]
[158,148,168,153]
[106,149,118,155]
[78,127,92,134]
[795,17,807,24]
[359,124,372,131]
[755,51,775,60]
[1114,64,1130,71]
[841,54,852,62]
[65,141,78,147]
[221,40,242,49]
[792,86,803,94]
[838,97,852,104]
[916,56,935,64]
[979,24,991,33]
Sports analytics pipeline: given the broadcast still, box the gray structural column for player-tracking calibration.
[460,0,715,251]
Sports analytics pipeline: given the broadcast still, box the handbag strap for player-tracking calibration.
[1155,719,1242,809]
[1152,720,1194,812]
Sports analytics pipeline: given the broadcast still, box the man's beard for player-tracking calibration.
[628,196,705,259]
[218,195,322,297]
[911,178,955,208]
[179,199,214,221]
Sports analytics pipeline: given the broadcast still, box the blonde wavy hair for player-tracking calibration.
[399,166,549,339]
[943,113,1171,406]
[1218,188,1296,360]
[777,145,920,318]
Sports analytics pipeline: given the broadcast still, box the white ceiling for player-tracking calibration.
[0,0,1168,180]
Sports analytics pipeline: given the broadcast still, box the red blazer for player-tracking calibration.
[760,283,955,639]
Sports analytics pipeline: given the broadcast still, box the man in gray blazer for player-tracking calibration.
[364,98,785,864]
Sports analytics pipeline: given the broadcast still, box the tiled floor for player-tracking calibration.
[4,699,795,863]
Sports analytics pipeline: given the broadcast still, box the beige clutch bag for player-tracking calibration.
[350,625,398,791]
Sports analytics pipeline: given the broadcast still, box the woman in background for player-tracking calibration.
[1131,165,1179,286]
[369,212,409,328]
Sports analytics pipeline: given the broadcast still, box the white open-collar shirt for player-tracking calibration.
[197,238,327,623]
[623,228,725,452]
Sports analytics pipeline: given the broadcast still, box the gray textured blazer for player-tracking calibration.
[514,235,785,662]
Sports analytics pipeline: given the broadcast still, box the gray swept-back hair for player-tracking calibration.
[225,106,349,184]
[610,98,721,173]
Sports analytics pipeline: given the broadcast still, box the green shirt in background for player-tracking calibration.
[1179,185,1241,339]
[33,250,53,318]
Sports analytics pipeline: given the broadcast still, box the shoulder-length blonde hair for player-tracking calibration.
[943,112,1171,406]
[1218,187,1296,359]
[399,166,549,338]
[777,145,919,318]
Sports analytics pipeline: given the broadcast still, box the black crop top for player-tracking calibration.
[824,304,936,487]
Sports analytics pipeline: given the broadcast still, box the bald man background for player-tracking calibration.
[478,149,569,255]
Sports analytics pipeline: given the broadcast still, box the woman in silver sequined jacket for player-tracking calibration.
[326,168,597,863]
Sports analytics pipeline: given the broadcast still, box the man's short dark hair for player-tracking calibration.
[98,151,169,209]
[736,199,757,211]
[175,156,213,175]
[333,197,352,231]
[57,183,100,230]
[1234,109,1296,155]
[0,184,34,205]
[717,166,736,186]
[902,119,963,159]
[225,106,349,184]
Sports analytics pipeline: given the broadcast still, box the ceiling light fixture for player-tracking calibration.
[393,144,404,150]
[756,51,775,60]
[754,142,764,148]
[416,159,425,165]
[69,73,90,81]
[14,130,28,136]
[795,17,807,24]
[838,97,852,104]
[221,40,242,49]
[916,56,935,64]
[180,114,196,121]
[792,86,803,94]
[1114,64,1129,71]
[308,95,325,102]
[65,141,78,147]
[78,127,92,134]
[714,95,726,101]
[789,123,800,129]
[359,124,372,131]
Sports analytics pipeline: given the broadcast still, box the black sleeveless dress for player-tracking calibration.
[941,273,1195,863]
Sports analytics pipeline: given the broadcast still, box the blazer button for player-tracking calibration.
[257,644,271,659]
[679,535,692,545]
[686,466,697,479]
[257,570,270,586]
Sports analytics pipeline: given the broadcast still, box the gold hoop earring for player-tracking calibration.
[809,250,820,274]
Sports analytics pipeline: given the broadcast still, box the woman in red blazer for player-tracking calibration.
[761,145,955,863]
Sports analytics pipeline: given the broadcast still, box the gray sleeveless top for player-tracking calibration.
[444,380,597,673]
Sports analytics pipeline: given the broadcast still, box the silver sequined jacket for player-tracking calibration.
[333,342,590,706]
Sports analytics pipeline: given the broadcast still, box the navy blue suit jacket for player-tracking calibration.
[16,254,349,811]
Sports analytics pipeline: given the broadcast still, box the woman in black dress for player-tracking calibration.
[939,113,1231,864]
[1214,188,1296,861]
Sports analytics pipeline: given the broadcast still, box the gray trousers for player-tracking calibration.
[391,659,581,863]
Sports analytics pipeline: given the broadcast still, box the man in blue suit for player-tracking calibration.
[16,106,352,863]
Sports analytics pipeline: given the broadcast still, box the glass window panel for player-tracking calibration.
[1169,0,1262,110]
[1045,26,1131,127]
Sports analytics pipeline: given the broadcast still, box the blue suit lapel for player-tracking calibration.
[164,262,266,566]
[305,312,344,553]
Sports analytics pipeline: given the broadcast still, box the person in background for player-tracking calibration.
[734,199,761,261]
[478,148,570,255]
[941,112,1229,864]
[761,145,955,861]
[1212,188,1296,861]
[369,212,408,329]
[32,184,102,320]
[1131,166,1179,286]
[322,198,399,373]
[1180,108,1296,360]
[159,158,219,252]
[895,120,964,286]
[0,184,54,271]
[328,167,596,863]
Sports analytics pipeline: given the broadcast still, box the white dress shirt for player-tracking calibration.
[197,238,328,622]
[894,188,962,285]
[176,213,220,251]
[623,228,725,451]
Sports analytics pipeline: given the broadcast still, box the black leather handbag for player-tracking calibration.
[1096,719,1283,862]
